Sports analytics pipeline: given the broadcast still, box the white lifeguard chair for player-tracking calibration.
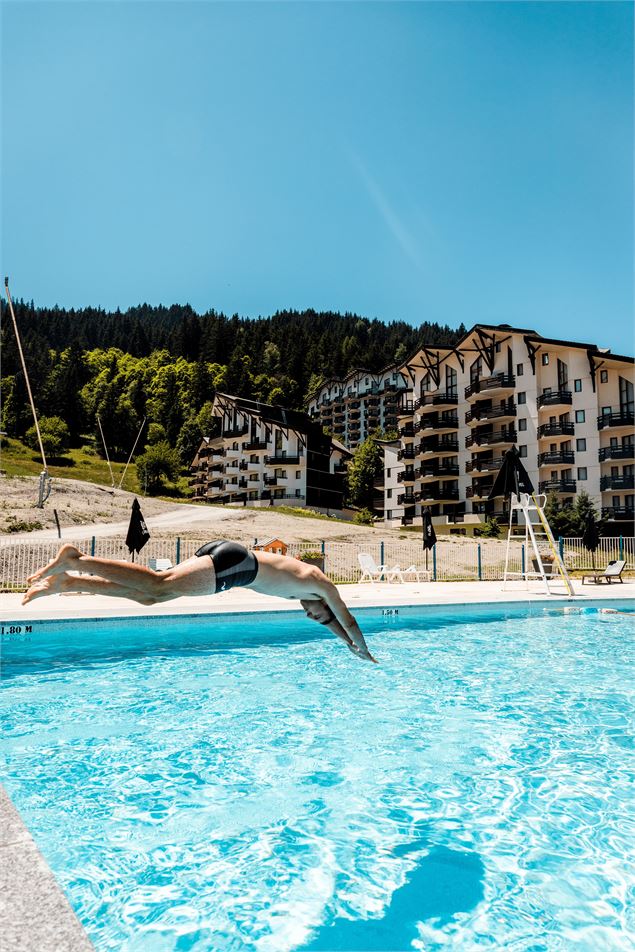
[502,492,575,597]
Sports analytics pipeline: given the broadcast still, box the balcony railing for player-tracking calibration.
[418,487,460,502]
[601,506,635,521]
[223,426,249,438]
[398,493,417,506]
[419,438,460,455]
[418,391,459,409]
[537,422,575,438]
[539,479,577,494]
[397,469,416,483]
[597,411,635,430]
[465,457,505,473]
[538,390,572,408]
[264,455,300,466]
[465,403,516,425]
[399,424,418,438]
[465,373,515,399]
[418,414,459,431]
[466,483,494,499]
[600,475,635,492]
[419,464,460,479]
[599,445,635,462]
[243,440,269,451]
[397,447,417,461]
[537,451,575,466]
[465,429,517,448]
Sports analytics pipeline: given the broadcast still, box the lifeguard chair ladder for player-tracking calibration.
[502,492,576,596]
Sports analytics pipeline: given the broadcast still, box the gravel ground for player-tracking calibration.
[0,475,406,545]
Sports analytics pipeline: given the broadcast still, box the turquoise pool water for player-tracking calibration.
[1,602,634,951]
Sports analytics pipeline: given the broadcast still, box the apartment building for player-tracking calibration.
[380,324,634,534]
[190,393,350,511]
[307,365,408,449]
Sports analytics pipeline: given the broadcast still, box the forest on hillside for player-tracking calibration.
[0,300,464,467]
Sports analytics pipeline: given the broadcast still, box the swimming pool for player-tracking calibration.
[1,602,634,951]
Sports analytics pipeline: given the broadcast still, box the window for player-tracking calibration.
[574,379,582,393]
[387,488,392,498]
[541,353,550,366]
[445,365,457,396]
[495,342,501,353]
[600,370,608,383]
[387,468,391,478]
[577,467,587,480]
[575,410,585,423]
[576,438,586,451]
[516,363,524,376]
[518,419,527,431]
[518,446,527,458]
[386,510,392,521]
[518,392,526,405]
[296,471,301,479]
[619,375,634,413]
[602,406,611,416]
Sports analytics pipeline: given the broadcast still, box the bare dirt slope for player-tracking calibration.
[0,476,406,545]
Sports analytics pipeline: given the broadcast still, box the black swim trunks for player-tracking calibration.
[195,541,259,594]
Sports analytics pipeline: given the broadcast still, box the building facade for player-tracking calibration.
[190,393,350,511]
[378,324,634,534]
[307,365,408,449]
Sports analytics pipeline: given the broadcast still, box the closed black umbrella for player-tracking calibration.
[582,511,601,573]
[126,497,150,561]
[488,446,534,501]
[422,506,437,572]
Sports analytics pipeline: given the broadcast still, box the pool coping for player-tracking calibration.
[2,579,633,950]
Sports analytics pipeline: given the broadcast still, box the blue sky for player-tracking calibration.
[1,1,633,354]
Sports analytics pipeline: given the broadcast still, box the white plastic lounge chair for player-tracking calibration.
[358,553,391,583]
[582,559,626,585]
[148,558,173,571]
[391,564,432,583]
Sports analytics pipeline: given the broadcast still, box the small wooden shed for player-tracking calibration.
[253,537,288,556]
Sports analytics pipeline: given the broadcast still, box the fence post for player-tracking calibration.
[433,544,437,581]
[558,537,564,563]
[321,539,326,575]
[477,543,482,581]
[90,536,96,557]
[380,540,385,566]
[619,536,624,561]
[176,537,181,565]
[521,544,525,577]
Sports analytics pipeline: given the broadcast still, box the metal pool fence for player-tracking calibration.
[1,535,632,591]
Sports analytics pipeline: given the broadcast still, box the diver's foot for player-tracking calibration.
[26,544,82,584]
[22,572,67,605]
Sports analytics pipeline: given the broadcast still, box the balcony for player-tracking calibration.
[419,463,460,480]
[397,400,415,416]
[398,493,417,506]
[210,447,226,457]
[597,410,635,430]
[263,476,278,486]
[538,390,572,409]
[397,447,417,461]
[418,414,459,432]
[418,486,460,502]
[223,425,249,438]
[600,475,635,492]
[599,445,635,462]
[537,451,575,467]
[243,440,268,451]
[465,457,505,474]
[602,507,635,521]
[418,391,459,409]
[466,483,494,499]
[264,455,300,466]
[398,469,416,483]
[465,428,517,449]
[537,422,575,439]
[465,403,516,425]
[465,373,515,400]
[419,438,460,456]
[399,423,418,438]
[373,476,385,490]
[539,479,577,494]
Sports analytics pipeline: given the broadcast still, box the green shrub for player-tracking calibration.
[353,508,375,526]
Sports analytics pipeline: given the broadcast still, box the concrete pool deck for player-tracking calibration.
[2,578,634,952]
[1,577,634,622]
